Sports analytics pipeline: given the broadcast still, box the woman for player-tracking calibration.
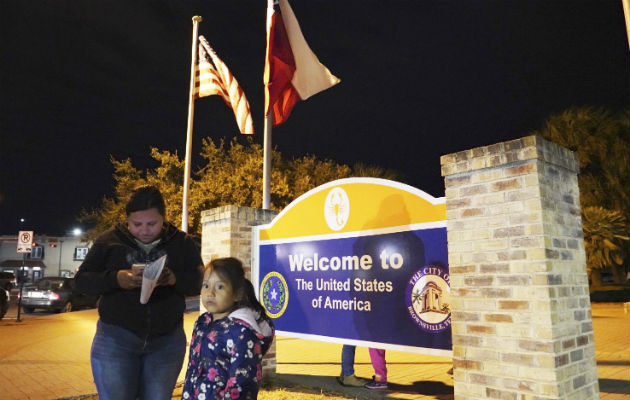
[75,184,204,400]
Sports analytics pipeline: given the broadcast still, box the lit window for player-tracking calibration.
[74,247,89,260]
[28,246,44,259]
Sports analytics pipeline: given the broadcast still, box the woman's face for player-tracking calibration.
[127,208,164,244]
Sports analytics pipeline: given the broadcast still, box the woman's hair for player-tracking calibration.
[125,185,166,216]
[206,257,270,324]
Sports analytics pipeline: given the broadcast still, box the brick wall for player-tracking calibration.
[200,205,278,372]
[440,136,598,399]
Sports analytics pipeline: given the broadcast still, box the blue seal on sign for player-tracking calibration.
[260,271,289,318]
[405,265,451,333]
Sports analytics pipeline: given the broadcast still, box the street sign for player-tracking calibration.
[17,231,34,253]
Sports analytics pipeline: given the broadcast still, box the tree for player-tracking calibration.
[534,107,629,220]
[350,162,403,182]
[146,148,186,229]
[582,207,629,286]
[533,107,630,284]
[81,137,400,239]
[284,155,352,203]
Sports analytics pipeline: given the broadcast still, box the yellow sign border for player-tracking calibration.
[258,178,445,241]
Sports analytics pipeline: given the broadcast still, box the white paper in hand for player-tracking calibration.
[140,254,167,304]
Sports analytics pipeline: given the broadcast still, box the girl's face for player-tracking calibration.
[201,269,239,320]
[127,208,164,244]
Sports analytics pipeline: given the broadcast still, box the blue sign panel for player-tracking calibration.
[258,226,451,352]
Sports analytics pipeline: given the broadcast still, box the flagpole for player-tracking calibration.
[182,16,202,233]
[262,114,273,209]
[623,0,630,51]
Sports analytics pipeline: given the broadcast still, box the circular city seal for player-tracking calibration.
[405,265,451,332]
[260,271,289,319]
[324,187,350,231]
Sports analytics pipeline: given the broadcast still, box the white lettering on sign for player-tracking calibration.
[288,253,373,272]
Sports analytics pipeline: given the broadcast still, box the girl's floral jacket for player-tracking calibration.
[182,308,274,400]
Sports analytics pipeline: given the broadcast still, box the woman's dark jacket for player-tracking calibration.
[75,222,203,338]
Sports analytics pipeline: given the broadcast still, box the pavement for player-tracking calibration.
[0,300,628,400]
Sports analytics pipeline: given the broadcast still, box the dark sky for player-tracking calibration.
[1,0,629,236]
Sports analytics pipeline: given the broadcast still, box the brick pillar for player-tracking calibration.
[200,205,278,372]
[440,136,598,399]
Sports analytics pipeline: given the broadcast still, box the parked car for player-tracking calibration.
[0,271,17,291]
[20,277,99,313]
[0,289,8,320]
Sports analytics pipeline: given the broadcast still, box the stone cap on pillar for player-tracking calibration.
[440,135,579,177]
[201,205,278,225]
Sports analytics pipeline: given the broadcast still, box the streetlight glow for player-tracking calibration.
[72,228,82,236]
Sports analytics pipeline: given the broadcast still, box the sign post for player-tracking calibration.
[16,230,33,322]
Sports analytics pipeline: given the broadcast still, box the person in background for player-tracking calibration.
[181,257,274,399]
[337,345,388,390]
[337,345,367,387]
[0,288,9,321]
[75,184,204,400]
[364,348,388,390]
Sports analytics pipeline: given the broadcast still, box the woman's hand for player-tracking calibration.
[117,269,142,289]
[157,268,176,286]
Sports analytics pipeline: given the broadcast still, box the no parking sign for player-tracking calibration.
[17,231,33,253]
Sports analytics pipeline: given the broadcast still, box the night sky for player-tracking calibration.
[1,0,629,236]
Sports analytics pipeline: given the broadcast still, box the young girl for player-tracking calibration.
[182,257,274,400]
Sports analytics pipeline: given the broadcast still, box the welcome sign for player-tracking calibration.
[253,178,452,356]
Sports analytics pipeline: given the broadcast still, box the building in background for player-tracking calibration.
[0,234,90,284]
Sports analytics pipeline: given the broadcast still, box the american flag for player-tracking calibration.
[195,35,254,134]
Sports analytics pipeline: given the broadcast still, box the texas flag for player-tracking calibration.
[264,0,340,126]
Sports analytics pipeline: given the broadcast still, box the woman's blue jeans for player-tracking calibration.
[90,320,186,400]
[341,344,356,376]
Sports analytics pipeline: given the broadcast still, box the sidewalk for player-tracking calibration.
[0,302,627,399]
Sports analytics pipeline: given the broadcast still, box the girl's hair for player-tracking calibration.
[125,185,166,217]
[207,257,271,324]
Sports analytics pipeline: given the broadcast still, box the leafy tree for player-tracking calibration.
[146,148,186,228]
[351,162,403,181]
[284,155,352,204]
[194,138,290,214]
[81,137,400,239]
[582,207,629,286]
[534,107,629,219]
[533,107,630,283]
